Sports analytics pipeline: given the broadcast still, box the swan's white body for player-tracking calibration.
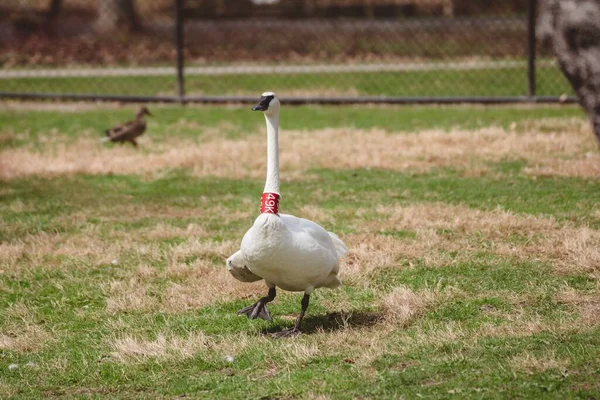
[227,92,347,295]
[238,213,346,292]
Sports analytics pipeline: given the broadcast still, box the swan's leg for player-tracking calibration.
[237,287,276,321]
[272,293,310,338]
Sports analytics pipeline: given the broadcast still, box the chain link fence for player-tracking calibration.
[0,0,574,103]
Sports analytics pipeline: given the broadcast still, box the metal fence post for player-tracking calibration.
[527,0,537,97]
[176,0,185,102]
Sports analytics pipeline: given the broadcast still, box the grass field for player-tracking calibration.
[0,65,573,98]
[1,102,599,399]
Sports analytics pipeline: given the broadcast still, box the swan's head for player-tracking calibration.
[226,250,262,283]
[252,92,280,116]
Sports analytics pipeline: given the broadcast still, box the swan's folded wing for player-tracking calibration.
[280,214,332,246]
[280,213,347,259]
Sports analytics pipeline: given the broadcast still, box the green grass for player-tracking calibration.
[1,105,599,399]
[0,103,584,149]
[3,169,599,236]
[2,65,573,98]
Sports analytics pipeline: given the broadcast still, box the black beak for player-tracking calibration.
[252,95,273,111]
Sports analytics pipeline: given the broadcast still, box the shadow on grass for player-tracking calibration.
[261,310,382,336]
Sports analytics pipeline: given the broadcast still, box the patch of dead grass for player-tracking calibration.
[0,101,126,113]
[0,383,18,398]
[105,277,160,314]
[340,234,398,284]
[168,239,238,268]
[554,287,600,326]
[161,268,263,313]
[263,287,455,373]
[141,222,209,241]
[2,121,598,180]
[367,203,558,234]
[51,201,253,227]
[110,331,211,363]
[0,213,242,275]
[0,325,51,353]
[510,352,570,374]
[0,228,160,272]
[105,240,265,314]
[1,302,52,353]
[380,286,437,326]
[162,254,265,313]
[275,341,321,365]
[346,203,600,276]
[478,316,548,339]
[559,228,600,275]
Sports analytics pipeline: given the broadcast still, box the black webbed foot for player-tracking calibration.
[237,287,276,321]
[270,293,311,338]
[237,302,272,321]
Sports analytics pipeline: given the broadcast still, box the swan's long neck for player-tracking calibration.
[263,113,280,194]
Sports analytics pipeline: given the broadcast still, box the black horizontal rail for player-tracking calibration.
[0,2,575,107]
[0,92,579,105]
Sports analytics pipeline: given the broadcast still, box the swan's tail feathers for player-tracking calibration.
[328,232,348,259]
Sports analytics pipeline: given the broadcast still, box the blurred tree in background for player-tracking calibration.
[95,0,139,33]
[544,0,600,146]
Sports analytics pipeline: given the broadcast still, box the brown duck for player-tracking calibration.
[103,106,153,147]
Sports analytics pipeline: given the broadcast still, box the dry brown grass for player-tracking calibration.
[105,277,160,314]
[0,303,52,353]
[99,282,596,379]
[105,239,265,314]
[0,383,18,398]
[343,203,600,276]
[141,223,208,241]
[105,280,451,367]
[0,101,126,113]
[6,200,595,319]
[110,331,211,363]
[0,325,52,353]
[510,352,570,374]
[0,228,159,272]
[0,212,248,275]
[259,286,455,372]
[554,287,600,326]
[341,234,399,284]
[2,121,598,181]
[2,199,597,322]
[380,286,437,326]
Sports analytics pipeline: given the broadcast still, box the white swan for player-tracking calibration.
[226,92,348,337]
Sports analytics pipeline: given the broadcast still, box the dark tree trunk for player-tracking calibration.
[96,0,140,34]
[11,0,62,36]
[544,0,600,146]
[48,0,62,20]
